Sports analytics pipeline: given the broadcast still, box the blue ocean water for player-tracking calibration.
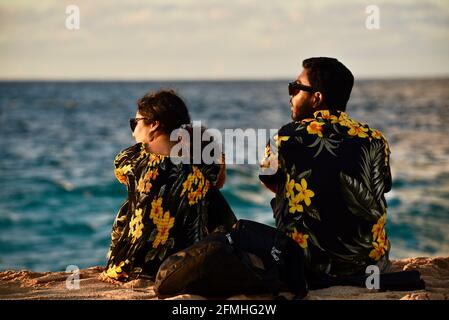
[0,79,448,272]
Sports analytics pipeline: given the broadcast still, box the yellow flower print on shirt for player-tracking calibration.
[291,228,309,249]
[104,260,129,280]
[285,175,314,214]
[181,166,210,205]
[315,110,339,123]
[337,113,357,128]
[307,121,324,138]
[369,238,388,261]
[148,153,165,168]
[152,211,175,248]
[285,173,296,199]
[149,197,164,220]
[347,124,369,138]
[114,164,133,185]
[370,129,383,140]
[372,213,386,241]
[146,197,175,249]
[129,208,144,243]
[383,139,390,167]
[289,194,304,213]
[137,168,158,194]
[295,178,315,206]
[369,213,389,261]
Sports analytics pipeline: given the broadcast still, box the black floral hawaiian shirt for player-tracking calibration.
[260,109,392,277]
[104,142,234,281]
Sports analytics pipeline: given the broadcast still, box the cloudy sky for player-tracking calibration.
[0,0,448,80]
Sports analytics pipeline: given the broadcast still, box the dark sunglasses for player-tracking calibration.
[288,81,317,96]
[129,117,150,132]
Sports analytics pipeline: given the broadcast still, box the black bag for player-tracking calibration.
[308,268,425,291]
[154,219,308,299]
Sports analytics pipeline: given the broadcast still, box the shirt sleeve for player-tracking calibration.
[259,123,294,185]
[383,139,392,193]
[113,143,141,186]
[259,133,283,186]
[107,199,130,259]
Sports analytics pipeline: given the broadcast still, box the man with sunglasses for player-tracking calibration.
[259,57,393,287]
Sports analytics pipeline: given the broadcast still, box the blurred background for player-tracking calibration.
[0,0,448,271]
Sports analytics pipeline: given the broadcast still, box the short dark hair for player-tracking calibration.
[302,57,354,111]
[137,89,191,134]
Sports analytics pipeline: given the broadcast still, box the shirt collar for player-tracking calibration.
[313,109,347,119]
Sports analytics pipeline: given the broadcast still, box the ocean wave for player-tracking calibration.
[1,79,448,271]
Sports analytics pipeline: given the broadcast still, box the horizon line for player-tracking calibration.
[1,75,449,82]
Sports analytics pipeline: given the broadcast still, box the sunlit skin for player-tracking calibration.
[261,68,327,193]
[290,69,326,121]
[132,111,225,188]
[132,111,177,156]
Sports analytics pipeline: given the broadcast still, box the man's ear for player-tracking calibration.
[147,121,161,142]
[312,92,324,108]
[148,121,160,135]
[150,120,160,132]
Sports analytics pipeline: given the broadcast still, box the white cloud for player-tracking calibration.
[0,0,448,79]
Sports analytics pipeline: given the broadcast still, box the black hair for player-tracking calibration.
[137,89,191,134]
[302,57,354,111]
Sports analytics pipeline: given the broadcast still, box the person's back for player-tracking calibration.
[104,90,235,281]
[260,57,392,279]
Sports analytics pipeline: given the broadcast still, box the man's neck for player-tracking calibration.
[145,134,177,156]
